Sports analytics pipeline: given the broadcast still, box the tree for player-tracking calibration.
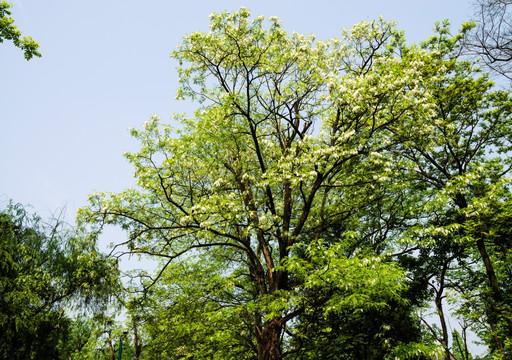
[79,9,437,359]
[0,201,119,360]
[464,0,512,81]
[0,0,41,60]
[391,20,512,358]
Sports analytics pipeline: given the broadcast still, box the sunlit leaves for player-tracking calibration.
[0,1,41,60]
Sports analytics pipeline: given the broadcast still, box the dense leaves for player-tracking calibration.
[0,202,119,359]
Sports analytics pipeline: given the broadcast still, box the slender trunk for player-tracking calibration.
[476,238,506,353]
[133,331,142,360]
[107,339,115,360]
[257,319,283,360]
[435,293,450,360]
[435,260,450,360]
[476,239,503,305]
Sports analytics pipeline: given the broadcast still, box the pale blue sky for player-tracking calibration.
[1,0,473,220]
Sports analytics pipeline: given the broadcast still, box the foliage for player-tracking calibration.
[390,19,512,359]
[0,0,41,60]
[129,258,259,360]
[289,293,426,359]
[0,201,119,359]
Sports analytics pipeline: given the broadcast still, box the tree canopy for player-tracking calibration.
[73,8,512,360]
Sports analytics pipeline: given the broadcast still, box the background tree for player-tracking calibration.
[0,201,119,360]
[391,20,512,358]
[57,315,96,359]
[464,0,512,81]
[0,0,41,59]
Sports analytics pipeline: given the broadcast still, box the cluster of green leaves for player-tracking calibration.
[0,0,41,60]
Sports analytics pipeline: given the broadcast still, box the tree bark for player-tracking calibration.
[133,332,142,360]
[435,294,450,360]
[257,319,283,360]
[107,339,115,360]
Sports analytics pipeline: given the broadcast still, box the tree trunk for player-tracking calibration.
[434,260,450,360]
[107,339,115,360]
[257,319,282,360]
[435,294,450,360]
[133,333,142,360]
[476,238,505,353]
[476,239,504,306]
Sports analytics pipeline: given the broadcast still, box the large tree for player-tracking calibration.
[79,9,438,360]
